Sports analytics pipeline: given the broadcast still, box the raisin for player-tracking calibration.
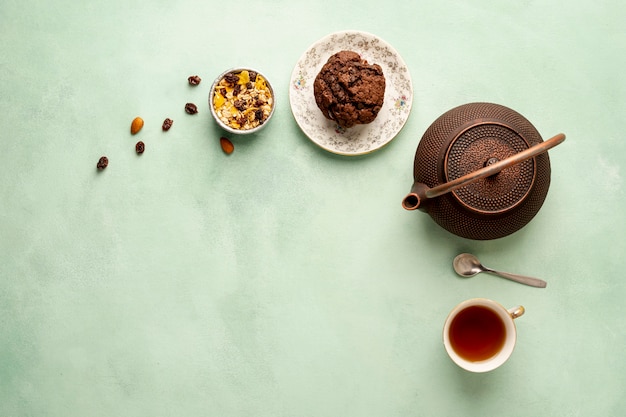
[232,84,241,97]
[187,75,201,85]
[234,99,246,111]
[224,73,239,84]
[254,109,264,121]
[162,118,173,131]
[97,156,108,170]
[248,71,258,82]
[185,103,198,114]
[220,88,227,97]
[246,82,253,90]
[135,141,145,154]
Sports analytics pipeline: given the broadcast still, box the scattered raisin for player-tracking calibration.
[255,109,264,121]
[224,73,239,85]
[246,82,253,90]
[220,137,234,154]
[135,141,145,154]
[187,75,201,85]
[185,103,198,114]
[232,84,241,97]
[97,156,108,170]
[248,71,258,82]
[220,88,227,97]
[162,118,173,131]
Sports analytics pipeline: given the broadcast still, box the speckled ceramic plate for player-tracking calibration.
[289,30,413,156]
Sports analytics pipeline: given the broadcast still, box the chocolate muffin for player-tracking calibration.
[313,51,386,128]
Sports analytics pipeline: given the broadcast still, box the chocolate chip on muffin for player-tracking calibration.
[313,51,386,128]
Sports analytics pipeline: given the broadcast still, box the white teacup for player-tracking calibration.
[443,298,525,372]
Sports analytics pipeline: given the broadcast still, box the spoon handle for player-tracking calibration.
[485,268,548,288]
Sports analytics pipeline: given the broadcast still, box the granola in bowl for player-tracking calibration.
[209,68,275,134]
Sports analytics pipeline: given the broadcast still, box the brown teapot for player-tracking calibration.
[402,102,565,240]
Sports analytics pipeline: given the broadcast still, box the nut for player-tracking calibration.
[212,70,273,131]
[130,117,144,135]
[220,137,234,154]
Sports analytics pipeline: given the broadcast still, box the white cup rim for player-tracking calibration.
[443,298,520,373]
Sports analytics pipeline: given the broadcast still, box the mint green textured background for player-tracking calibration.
[1,1,625,416]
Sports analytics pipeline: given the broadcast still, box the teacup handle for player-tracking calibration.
[508,305,525,319]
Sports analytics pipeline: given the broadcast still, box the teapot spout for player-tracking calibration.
[402,182,431,211]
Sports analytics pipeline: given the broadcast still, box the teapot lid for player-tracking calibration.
[444,123,536,214]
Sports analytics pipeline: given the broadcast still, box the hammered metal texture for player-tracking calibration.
[412,102,551,240]
[446,124,535,213]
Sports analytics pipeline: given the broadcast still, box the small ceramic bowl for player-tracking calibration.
[209,67,275,135]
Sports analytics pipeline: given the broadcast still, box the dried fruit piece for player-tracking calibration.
[188,75,201,85]
[185,103,198,114]
[220,137,234,154]
[97,156,108,170]
[233,99,246,111]
[224,73,239,85]
[135,141,145,154]
[213,92,225,108]
[162,118,173,131]
[237,70,250,85]
[130,117,144,135]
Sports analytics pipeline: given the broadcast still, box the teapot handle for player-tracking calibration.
[403,133,565,210]
[427,133,565,199]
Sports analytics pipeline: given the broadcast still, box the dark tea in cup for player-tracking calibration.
[443,298,525,372]
[448,305,506,362]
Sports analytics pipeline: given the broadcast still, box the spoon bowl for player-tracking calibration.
[453,253,547,288]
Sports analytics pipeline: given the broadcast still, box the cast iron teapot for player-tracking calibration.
[402,102,565,240]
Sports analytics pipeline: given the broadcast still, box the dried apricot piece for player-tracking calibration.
[213,92,225,108]
[238,70,250,85]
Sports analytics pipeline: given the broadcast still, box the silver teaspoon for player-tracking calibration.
[453,253,547,288]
